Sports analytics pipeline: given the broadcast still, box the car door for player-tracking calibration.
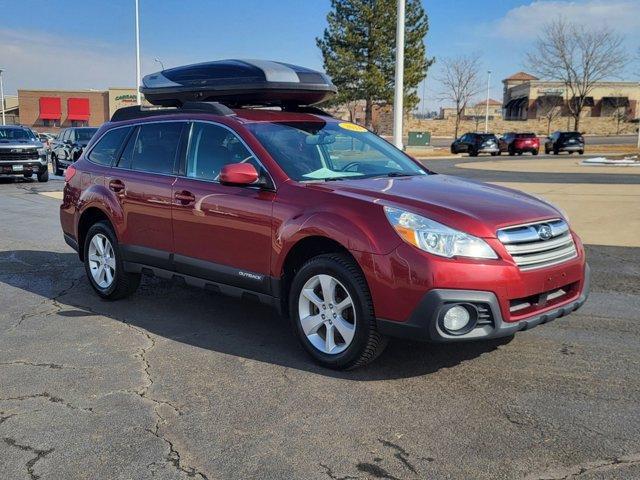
[171,121,275,294]
[106,121,187,270]
[54,130,67,161]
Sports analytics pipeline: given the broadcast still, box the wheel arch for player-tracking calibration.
[76,206,115,261]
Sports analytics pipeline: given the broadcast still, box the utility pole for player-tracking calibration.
[484,70,491,133]
[0,69,5,126]
[135,0,142,105]
[392,0,405,149]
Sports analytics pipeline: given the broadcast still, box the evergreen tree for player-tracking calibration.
[317,0,434,129]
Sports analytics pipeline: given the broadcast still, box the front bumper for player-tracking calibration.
[377,264,590,342]
[0,158,48,175]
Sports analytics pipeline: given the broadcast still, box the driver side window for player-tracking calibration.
[186,122,257,181]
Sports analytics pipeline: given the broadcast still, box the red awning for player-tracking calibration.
[39,97,61,120]
[67,98,90,121]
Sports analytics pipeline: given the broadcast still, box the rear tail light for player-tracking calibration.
[64,164,77,182]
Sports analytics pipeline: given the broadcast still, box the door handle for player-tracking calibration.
[175,190,195,205]
[109,179,125,193]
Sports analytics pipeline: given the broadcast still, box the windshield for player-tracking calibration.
[246,121,426,181]
[0,128,37,141]
[76,128,98,141]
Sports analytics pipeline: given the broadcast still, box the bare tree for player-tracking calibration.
[526,19,629,131]
[606,93,629,134]
[537,95,564,135]
[437,55,483,138]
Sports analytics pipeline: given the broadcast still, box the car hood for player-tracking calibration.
[0,139,42,148]
[310,174,562,238]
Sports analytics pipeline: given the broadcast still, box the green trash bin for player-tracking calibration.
[407,131,431,147]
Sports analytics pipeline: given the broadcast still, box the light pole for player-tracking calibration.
[0,69,5,126]
[154,57,165,71]
[134,0,142,105]
[484,70,491,133]
[392,0,405,149]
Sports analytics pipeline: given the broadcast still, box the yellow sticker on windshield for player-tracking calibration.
[338,122,367,133]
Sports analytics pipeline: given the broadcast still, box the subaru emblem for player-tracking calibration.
[538,224,553,240]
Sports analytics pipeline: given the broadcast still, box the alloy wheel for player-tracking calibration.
[88,233,116,289]
[298,274,356,355]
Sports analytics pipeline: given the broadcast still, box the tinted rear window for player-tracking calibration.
[560,132,581,139]
[88,127,132,166]
[515,133,536,138]
[126,122,183,174]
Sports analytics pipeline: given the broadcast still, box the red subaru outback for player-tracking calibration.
[59,102,589,369]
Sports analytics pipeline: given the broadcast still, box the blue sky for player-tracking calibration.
[1,0,639,110]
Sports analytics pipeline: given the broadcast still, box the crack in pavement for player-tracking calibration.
[0,412,16,425]
[124,321,208,480]
[3,437,54,480]
[0,361,63,369]
[319,463,359,480]
[378,438,418,474]
[526,453,640,479]
[0,392,93,413]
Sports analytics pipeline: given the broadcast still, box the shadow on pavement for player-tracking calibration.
[0,250,513,381]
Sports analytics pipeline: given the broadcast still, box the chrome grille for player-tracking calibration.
[0,148,39,162]
[497,219,577,270]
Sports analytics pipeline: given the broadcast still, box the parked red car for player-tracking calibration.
[499,132,540,155]
[59,61,589,369]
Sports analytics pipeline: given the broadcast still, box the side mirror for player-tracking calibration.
[220,163,259,186]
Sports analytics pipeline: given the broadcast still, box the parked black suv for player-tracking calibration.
[50,127,98,175]
[451,133,500,156]
[544,131,584,155]
[0,126,49,182]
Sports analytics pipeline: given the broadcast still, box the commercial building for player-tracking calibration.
[17,88,146,132]
[502,72,640,121]
[439,99,503,120]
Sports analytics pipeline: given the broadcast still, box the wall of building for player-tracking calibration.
[404,115,638,138]
[18,89,109,132]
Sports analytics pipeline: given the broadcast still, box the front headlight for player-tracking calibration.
[384,206,498,259]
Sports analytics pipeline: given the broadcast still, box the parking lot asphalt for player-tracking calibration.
[1,166,639,480]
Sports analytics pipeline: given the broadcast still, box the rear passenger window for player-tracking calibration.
[88,127,131,166]
[126,122,183,174]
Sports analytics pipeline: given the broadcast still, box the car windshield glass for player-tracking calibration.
[76,129,98,141]
[0,128,36,141]
[246,121,426,181]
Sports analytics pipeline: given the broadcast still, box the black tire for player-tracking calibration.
[517,151,523,156]
[545,147,550,155]
[553,148,559,155]
[508,146,515,156]
[532,149,539,156]
[469,148,478,157]
[83,221,140,300]
[288,253,387,370]
[491,152,499,156]
[579,150,584,155]
[52,155,63,176]
[37,168,49,182]
[450,146,456,154]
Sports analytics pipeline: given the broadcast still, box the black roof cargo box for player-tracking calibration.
[140,59,337,107]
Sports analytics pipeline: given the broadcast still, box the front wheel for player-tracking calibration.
[52,155,63,176]
[37,169,49,182]
[84,221,140,300]
[289,254,387,370]
[532,149,539,156]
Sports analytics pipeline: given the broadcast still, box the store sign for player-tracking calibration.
[540,88,564,95]
[115,94,137,103]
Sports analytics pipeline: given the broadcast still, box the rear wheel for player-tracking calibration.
[532,149,539,156]
[84,221,140,300]
[508,146,515,156]
[553,147,559,155]
[289,253,387,370]
[578,150,584,155]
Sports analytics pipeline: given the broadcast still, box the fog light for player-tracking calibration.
[443,305,471,332]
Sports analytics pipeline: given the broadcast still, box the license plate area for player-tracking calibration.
[12,165,24,172]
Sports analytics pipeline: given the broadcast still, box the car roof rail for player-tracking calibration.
[111,101,235,122]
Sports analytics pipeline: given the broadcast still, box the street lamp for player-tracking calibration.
[392,0,405,149]
[154,57,165,71]
[484,70,491,133]
[0,69,5,126]
[134,0,142,105]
